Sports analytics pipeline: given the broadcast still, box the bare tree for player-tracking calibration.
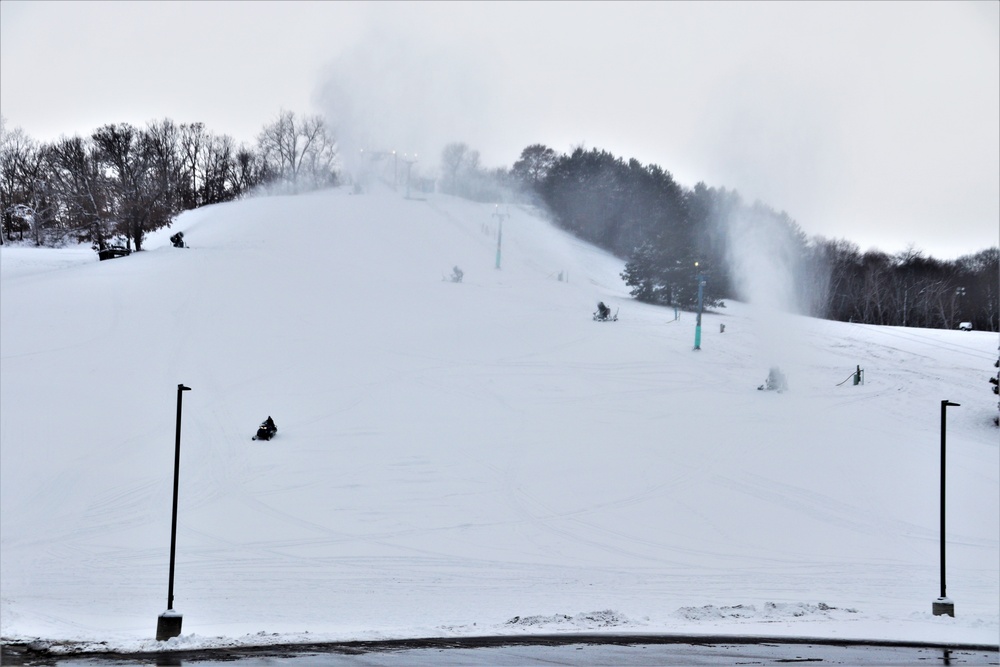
[230,146,271,197]
[958,248,1000,331]
[179,122,208,208]
[257,110,338,192]
[144,118,184,216]
[92,123,173,251]
[198,133,235,205]
[1,126,59,245]
[440,142,479,196]
[43,136,112,249]
[299,117,338,190]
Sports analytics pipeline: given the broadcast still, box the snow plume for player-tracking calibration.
[724,203,816,382]
[315,15,500,187]
[725,203,807,314]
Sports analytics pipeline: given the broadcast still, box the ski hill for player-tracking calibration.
[1,186,997,652]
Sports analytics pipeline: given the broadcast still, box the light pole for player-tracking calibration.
[157,383,191,641]
[933,399,960,617]
[953,287,966,328]
[402,154,417,199]
[693,263,705,350]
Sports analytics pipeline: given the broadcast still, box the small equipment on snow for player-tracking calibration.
[593,301,618,322]
[758,367,788,393]
[252,416,277,441]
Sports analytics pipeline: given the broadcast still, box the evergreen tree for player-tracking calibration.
[511,144,556,191]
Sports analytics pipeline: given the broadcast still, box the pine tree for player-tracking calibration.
[992,352,999,427]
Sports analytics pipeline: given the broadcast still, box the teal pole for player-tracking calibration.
[694,272,704,350]
[495,220,502,269]
[493,206,505,270]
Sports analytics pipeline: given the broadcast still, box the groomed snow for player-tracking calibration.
[1,187,997,654]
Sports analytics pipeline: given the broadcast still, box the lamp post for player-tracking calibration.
[402,154,417,199]
[693,263,705,350]
[953,286,966,328]
[933,399,960,617]
[157,383,191,641]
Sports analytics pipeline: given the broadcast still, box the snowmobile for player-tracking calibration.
[593,302,618,322]
[252,416,277,441]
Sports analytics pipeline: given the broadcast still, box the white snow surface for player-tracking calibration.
[1,187,997,653]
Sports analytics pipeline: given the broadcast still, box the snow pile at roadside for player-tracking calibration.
[504,610,631,630]
[1,186,997,652]
[675,602,858,621]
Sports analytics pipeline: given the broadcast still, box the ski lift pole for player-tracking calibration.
[493,205,507,270]
[694,264,705,350]
[495,219,502,269]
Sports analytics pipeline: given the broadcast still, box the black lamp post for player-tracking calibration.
[933,399,960,617]
[157,384,191,640]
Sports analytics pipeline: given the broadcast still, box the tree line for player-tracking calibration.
[502,143,997,332]
[3,113,994,333]
[0,111,337,251]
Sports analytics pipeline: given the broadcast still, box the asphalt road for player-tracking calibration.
[4,635,998,666]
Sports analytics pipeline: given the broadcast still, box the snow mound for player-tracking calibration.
[505,610,631,630]
[675,602,859,622]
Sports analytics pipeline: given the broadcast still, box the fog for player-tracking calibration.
[317,24,500,180]
[308,2,997,258]
[1,1,997,258]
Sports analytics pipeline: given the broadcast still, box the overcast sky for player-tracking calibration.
[2,1,997,258]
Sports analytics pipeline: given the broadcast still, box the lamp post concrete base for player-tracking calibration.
[932,597,955,617]
[156,609,183,641]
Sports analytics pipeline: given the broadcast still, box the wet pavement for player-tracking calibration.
[4,635,998,666]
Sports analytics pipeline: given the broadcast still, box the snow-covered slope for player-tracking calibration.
[1,187,997,652]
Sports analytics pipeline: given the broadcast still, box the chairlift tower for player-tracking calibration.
[694,263,706,350]
[493,205,509,269]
